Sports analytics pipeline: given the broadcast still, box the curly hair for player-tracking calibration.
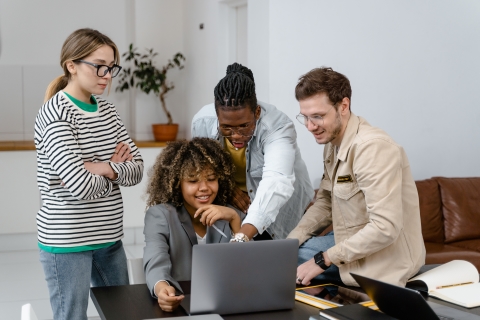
[145,137,236,208]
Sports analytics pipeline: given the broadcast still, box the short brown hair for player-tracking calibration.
[295,67,352,107]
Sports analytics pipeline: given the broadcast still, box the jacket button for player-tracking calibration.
[340,261,345,264]
[249,189,253,193]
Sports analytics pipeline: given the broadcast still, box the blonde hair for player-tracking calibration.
[44,28,120,102]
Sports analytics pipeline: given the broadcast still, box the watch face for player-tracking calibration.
[315,252,324,262]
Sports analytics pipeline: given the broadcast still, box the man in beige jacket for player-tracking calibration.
[288,67,425,287]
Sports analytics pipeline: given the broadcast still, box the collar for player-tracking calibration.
[178,205,197,246]
[335,112,360,162]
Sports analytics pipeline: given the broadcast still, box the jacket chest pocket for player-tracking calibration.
[333,182,368,228]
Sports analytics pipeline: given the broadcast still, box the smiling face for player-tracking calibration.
[65,44,115,102]
[299,93,350,146]
[181,168,219,216]
[216,105,260,149]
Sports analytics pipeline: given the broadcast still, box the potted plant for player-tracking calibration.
[116,44,186,141]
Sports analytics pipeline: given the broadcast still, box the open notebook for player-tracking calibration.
[407,260,480,308]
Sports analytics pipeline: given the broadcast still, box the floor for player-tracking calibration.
[0,244,144,320]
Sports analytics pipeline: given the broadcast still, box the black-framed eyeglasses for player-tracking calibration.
[75,60,122,78]
[296,105,335,127]
[217,119,256,137]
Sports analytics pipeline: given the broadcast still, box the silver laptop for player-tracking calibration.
[180,239,298,315]
[351,273,480,320]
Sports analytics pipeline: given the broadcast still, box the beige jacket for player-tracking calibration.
[288,114,425,287]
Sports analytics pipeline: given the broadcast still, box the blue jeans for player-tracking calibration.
[298,231,342,283]
[39,240,129,320]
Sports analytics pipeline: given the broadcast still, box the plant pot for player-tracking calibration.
[152,123,179,142]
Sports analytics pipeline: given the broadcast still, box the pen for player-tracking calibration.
[212,224,228,238]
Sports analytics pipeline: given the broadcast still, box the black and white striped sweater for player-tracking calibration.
[34,91,144,247]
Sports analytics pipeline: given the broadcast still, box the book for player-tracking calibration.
[295,284,372,310]
[309,303,396,320]
[407,260,480,308]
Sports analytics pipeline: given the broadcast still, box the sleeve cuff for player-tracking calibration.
[109,161,122,184]
[326,245,344,266]
[152,279,171,298]
[242,212,273,235]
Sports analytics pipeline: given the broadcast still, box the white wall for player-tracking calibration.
[182,0,223,136]
[133,0,186,140]
[0,0,186,141]
[248,0,480,187]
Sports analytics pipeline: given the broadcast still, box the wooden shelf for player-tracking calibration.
[0,140,167,151]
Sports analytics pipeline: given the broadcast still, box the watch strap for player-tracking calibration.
[314,251,330,270]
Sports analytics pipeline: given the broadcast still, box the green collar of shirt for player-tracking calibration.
[63,91,98,112]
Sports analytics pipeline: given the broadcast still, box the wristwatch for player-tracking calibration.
[314,251,330,270]
[230,232,249,243]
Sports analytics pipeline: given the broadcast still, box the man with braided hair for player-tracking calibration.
[192,62,314,241]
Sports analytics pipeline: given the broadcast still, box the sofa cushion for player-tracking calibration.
[450,239,480,253]
[415,178,444,243]
[437,177,480,243]
[424,242,480,272]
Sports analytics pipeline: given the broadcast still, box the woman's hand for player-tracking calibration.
[84,162,117,180]
[155,281,184,312]
[194,205,241,232]
[110,142,133,163]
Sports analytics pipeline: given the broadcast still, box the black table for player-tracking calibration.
[90,281,480,320]
[91,281,319,320]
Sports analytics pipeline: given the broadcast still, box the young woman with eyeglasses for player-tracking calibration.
[35,28,144,320]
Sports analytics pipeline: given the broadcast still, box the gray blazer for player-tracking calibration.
[143,203,243,296]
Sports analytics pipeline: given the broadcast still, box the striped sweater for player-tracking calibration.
[34,91,144,247]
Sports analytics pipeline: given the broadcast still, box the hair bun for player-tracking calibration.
[226,62,254,82]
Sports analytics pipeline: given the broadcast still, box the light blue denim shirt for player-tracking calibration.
[191,101,314,239]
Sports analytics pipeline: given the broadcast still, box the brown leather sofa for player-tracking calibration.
[416,177,480,271]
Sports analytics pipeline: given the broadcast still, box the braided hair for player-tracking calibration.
[145,138,236,208]
[214,63,257,112]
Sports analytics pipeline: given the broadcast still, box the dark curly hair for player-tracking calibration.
[214,62,257,112]
[295,67,352,110]
[145,138,236,208]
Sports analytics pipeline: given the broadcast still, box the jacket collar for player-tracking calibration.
[178,205,197,246]
[336,112,360,162]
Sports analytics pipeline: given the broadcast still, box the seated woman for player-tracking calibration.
[143,137,244,312]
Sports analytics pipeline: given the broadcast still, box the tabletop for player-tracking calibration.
[90,280,480,320]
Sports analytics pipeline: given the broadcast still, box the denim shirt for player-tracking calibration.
[191,101,314,239]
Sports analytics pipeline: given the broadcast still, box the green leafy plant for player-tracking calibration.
[116,44,186,125]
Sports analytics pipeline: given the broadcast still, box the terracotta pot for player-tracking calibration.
[152,124,179,142]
